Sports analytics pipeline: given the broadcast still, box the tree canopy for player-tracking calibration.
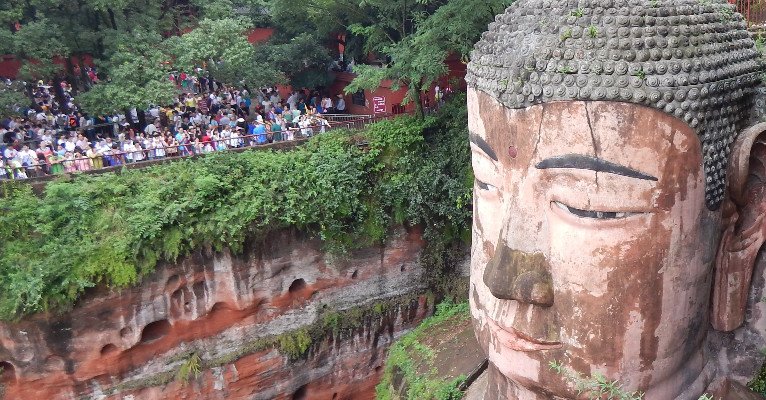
[1,0,507,116]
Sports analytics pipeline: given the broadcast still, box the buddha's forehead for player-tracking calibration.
[468,88,701,183]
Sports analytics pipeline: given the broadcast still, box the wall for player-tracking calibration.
[0,226,466,400]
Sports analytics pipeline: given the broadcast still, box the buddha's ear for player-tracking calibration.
[712,122,766,331]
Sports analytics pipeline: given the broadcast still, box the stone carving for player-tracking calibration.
[466,0,762,210]
[466,0,766,398]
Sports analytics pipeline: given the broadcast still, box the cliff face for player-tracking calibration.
[0,227,444,400]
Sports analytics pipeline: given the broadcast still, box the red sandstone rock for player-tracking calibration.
[0,227,440,399]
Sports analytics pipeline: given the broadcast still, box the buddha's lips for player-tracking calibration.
[487,319,561,352]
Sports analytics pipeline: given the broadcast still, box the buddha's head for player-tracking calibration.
[466,0,765,398]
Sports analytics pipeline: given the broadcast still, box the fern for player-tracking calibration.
[176,353,202,383]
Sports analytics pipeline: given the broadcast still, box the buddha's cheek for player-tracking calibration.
[548,213,665,367]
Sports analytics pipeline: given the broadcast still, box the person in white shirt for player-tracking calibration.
[0,158,7,180]
[64,138,76,153]
[154,137,166,158]
[287,92,298,111]
[149,106,160,119]
[230,128,241,147]
[76,134,88,151]
[123,140,135,163]
[132,141,145,162]
[321,96,333,112]
[144,121,158,136]
[335,95,346,113]
[221,127,232,147]
[318,117,330,133]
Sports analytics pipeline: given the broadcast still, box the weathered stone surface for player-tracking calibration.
[465,1,766,399]
[466,0,763,209]
[0,227,445,399]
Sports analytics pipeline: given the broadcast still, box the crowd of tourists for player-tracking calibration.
[0,77,350,180]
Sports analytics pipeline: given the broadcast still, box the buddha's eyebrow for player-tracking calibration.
[535,154,658,181]
[469,133,498,161]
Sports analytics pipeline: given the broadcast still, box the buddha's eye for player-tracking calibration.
[553,201,640,220]
[476,179,497,192]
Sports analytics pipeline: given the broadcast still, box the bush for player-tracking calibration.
[375,300,470,400]
[0,94,472,320]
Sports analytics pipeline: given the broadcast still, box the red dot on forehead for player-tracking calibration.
[508,146,518,159]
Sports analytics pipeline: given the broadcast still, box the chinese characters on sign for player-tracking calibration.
[373,96,386,114]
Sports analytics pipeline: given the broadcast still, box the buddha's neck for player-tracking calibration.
[484,348,713,400]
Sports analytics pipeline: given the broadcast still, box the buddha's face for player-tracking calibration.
[468,89,720,397]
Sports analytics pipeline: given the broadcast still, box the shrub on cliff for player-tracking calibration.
[0,94,472,320]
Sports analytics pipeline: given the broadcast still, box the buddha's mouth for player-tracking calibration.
[487,318,561,352]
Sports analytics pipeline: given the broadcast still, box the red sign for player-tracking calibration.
[373,96,386,114]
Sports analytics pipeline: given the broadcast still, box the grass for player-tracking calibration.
[375,300,470,400]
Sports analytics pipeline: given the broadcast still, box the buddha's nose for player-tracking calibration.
[483,241,554,306]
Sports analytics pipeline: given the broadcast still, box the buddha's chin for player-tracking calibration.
[487,344,574,398]
[487,355,576,400]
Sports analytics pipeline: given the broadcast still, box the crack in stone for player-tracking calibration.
[532,105,545,160]
[584,102,600,189]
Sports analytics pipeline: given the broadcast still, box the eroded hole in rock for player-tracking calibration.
[0,362,16,382]
[332,393,338,400]
[192,281,206,298]
[208,301,240,318]
[400,264,406,272]
[351,270,358,279]
[100,344,118,356]
[291,384,308,400]
[44,355,65,372]
[119,327,133,338]
[170,287,188,319]
[288,279,306,293]
[140,320,171,343]
[166,274,180,289]
[375,365,382,373]
[210,302,233,314]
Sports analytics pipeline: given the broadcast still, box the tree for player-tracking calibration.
[169,17,284,89]
[0,80,29,118]
[10,19,69,81]
[259,33,333,89]
[76,30,177,115]
[344,0,513,117]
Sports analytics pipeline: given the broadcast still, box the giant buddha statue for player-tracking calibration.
[465,0,766,398]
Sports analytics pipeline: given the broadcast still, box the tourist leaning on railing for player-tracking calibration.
[1,83,376,180]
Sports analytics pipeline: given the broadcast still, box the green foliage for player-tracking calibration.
[548,360,644,400]
[749,359,766,395]
[278,328,312,360]
[561,28,573,41]
[169,17,282,88]
[345,0,511,115]
[175,353,202,383]
[113,294,428,395]
[77,29,178,115]
[587,25,599,38]
[258,33,333,89]
[376,300,470,400]
[0,81,28,119]
[0,95,472,320]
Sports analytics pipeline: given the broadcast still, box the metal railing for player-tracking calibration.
[1,115,386,181]
[322,114,373,123]
[732,0,766,26]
